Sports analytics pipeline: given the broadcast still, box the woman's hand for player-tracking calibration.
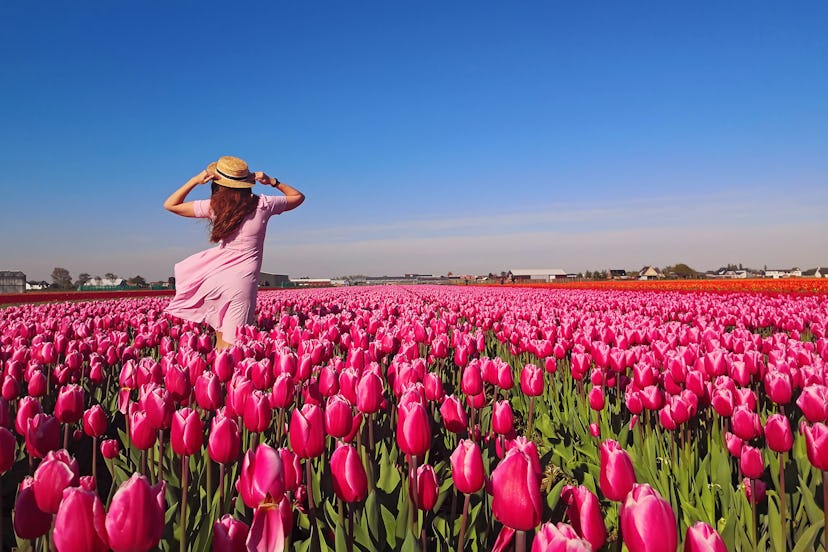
[194,169,216,185]
[254,171,279,187]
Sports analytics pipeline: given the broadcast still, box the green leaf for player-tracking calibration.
[791,519,823,552]
[767,493,784,552]
[797,473,824,525]
[400,530,421,552]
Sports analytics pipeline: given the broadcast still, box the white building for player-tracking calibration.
[508,268,568,282]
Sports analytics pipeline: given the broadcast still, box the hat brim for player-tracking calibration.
[208,161,255,189]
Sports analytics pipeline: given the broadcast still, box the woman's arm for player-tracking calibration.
[254,172,305,211]
[164,169,214,217]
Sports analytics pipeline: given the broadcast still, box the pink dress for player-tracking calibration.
[165,194,287,343]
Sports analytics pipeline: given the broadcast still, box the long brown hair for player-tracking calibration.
[209,182,259,242]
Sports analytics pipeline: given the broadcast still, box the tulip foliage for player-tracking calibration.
[1,285,828,551]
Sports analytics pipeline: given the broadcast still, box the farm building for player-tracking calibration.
[638,266,664,280]
[0,271,26,294]
[507,268,568,282]
[80,277,128,291]
[764,268,802,279]
[802,267,824,278]
[259,272,291,288]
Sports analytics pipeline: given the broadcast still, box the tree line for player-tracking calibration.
[49,267,151,290]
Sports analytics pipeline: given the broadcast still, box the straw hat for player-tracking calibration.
[208,156,255,188]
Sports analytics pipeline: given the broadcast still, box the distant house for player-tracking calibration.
[609,269,628,280]
[507,268,568,282]
[0,271,26,294]
[290,277,331,288]
[258,272,290,288]
[81,277,128,290]
[713,269,748,279]
[802,267,825,278]
[638,266,664,280]
[26,281,49,291]
[764,268,802,279]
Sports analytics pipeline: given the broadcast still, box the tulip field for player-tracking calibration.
[2,285,828,551]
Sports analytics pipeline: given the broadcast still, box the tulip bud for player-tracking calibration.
[129,409,157,451]
[195,371,224,411]
[0,426,16,473]
[32,449,80,514]
[440,395,468,434]
[532,522,593,551]
[684,521,727,552]
[520,363,544,396]
[106,474,166,552]
[461,362,483,396]
[236,444,285,509]
[325,394,353,439]
[213,514,249,552]
[744,477,766,504]
[802,422,828,471]
[764,413,793,453]
[289,403,325,459]
[243,390,273,434]
[53,487,109,552]
[599,439,636,502]
[492,400,514,435]
[82,405,108,437]
[739,445,764,479]
[246,496,291,552]
[562,485,607,550]
[491,446,542,531]
[620,484,677,552]
[396,399,431,457]
[14,477,52,540]
[171,408,204,457]
[330,443,368,502]
[208,414,241,465]
[416,464,440,511]
[100,439,120,459]
[26,413,60,458]
[451,439,485,495]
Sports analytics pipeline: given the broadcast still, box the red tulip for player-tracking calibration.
[520,363,544,396]
[279,447,303,493]
[532,522,593,551]
[141,385,174,430]
[214,349,235,382]
[599,439,636,502]
[396,398,431,457]
[492,400,514,435]
[105,474,166,552]
[165,363,191,402]
[440,395,468,434]
[213,514,250,552]
[620,484,677,552]
[82,405,107,437]
[496,358,514,389]
[270,373,294,409]
[764,413,793,453]
[731,405,762,441]
[461,361,483,396]
[802,422,828,471]
[325,394,354,438]
[0,426,16,473]
[28,370,47,397]
[684,521,727,552]
[416,463,440,511]
[562,485,607,550]
[13,477,52,539]
[236,443,285,508]
[101,439,120,459]
[33,449,80,513]
[26,413,60,458]
[451,439,485,494]
[53,487,109,552]
[171,407,204,456]
[589,423,601,438]
[424,372,445,402]
[739,445,764,479]
[208,413,241,465]
[330,443,368,502]
[491,445,542,531]
[764,371,792,405]
[289,403,325,459]
[129,409,157,451]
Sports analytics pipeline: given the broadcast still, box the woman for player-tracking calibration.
[164,155,305,349]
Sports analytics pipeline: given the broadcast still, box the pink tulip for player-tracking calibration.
[424,372,445,402]
[731,405,763,441]
[599,439,636,502]
[28,370,47,397]
[171,407,204,457]
[451,439,485,494]
[356,370,384,414]
[520,363,544,396]
[195,371,224,411]
[416,463,440,511]
[620,484,677,552]
[33,449,80,513]
[213,514,250,552]
[243,390,273,433]
[396,398,431,457]
[142,385,174,430]
[764,371,792,405]
[684,521,727,552]
[129,409,157,451]
[246,496,291,552]
[289,403,325,458]
[744,477,766,504]
[82,405,108,437]
[14,477,52,539]
[724,431,743,457]
[492,400,514,435]
[532,522,593,551]
[562,485,607,550]
[325,394,354,439]
[740,445,764,479]
[279,447,302,493]
[802,422,828,471]
[491,445,542,531]
[26,413,60,458]
[440,395,468,434]
[330,443,368,502]
[461,361,484,396]
[209,413,241,465]
[764,413,793,453]
[101,439,120,459]
[106,474,166,552]
[236,443,285,508]
[53,487,109,552]
[270,373,294,409]
[797,385,828,423]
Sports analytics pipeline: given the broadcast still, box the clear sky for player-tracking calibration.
[1,1,826,281]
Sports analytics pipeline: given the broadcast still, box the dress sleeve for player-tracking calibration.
[262,195,288,217]
[192,200,213,219]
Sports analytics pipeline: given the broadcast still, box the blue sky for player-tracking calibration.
[1,1,826,281]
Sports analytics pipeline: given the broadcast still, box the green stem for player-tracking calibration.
[751,479,758,552]
[528,397,535,437]
[457,493,471,551]
[515,530,526,552]
[780,453,787,549]
[180,455,189,552]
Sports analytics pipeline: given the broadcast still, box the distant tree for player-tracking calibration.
[168,277,176,288]
[584,270,593,279]
[104,272,118,280]
[74,273,91,288]
[51,267,73,290]
[129,275,147,288]
[668,263,698,279]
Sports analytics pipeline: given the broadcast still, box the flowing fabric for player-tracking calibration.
[165,195,287,343]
